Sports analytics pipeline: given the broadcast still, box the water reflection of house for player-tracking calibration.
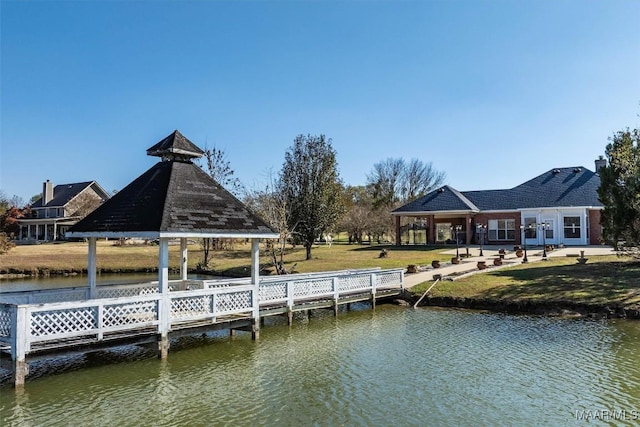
[18,180,110,242]
[392,158,607,247]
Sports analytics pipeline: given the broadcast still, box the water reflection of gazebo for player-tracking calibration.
[66,130,279,355]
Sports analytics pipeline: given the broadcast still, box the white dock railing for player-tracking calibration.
[0,268,404,363]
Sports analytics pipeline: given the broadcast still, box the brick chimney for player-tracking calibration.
[43,180,54,204]
[595,156,607,173]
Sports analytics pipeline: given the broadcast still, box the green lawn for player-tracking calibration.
[0,240,449,275]
[3,241,638,310]
[411,255,640,308]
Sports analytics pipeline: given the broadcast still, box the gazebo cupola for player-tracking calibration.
[146,130,205,162]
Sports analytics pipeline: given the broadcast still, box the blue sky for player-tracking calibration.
[1,0,639,204]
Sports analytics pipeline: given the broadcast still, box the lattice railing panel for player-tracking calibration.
[103,301,157,327]
[216,291,252,313]
[259,283,287,302]
[293,278,333,298]
[338,274,370,292]
[0,307,11,337]
[377,271,402,289]
[31,307,96,337]
[171,296,211,320]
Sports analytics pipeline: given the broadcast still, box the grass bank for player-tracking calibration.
[2,241,638,318]
[411,256,640,318]
[0,240,449,276]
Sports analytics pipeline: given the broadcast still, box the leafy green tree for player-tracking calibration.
[280,134,344,260]
[597,127,640,258]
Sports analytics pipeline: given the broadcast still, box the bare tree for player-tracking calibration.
[197,145,244,269]
[245,170,298,274]
[401,158,447,201]
[367,157,446,207]
[367,158,405,208]
[365,157,446,241]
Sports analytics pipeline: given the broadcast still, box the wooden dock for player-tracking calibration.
[0,268,404,386]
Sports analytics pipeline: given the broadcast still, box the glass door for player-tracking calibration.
[542,219,555,244]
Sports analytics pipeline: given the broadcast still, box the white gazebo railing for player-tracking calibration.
[0,268,404,385]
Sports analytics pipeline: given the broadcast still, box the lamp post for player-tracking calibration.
[478,224,486,256]
[451,225,462,258]
[520,224,530,263]
[539,222,549,260]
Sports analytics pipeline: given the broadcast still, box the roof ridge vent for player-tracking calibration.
[552,169,560,174]
[438,187,445,193]
[573,167,582,173]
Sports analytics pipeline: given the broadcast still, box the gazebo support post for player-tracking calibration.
[180,237,188,281]
[250,238,260,340]
[88,237,97,299]
[157,237,170,359]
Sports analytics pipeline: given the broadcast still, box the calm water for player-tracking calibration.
[1,305,639,426]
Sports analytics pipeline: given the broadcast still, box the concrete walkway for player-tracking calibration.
[403,245,616,289]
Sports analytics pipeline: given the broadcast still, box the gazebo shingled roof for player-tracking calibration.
[68,130,277,239]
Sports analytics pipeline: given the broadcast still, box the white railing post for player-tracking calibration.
[370,273,377,310]
[287,281,294,310]
[88,237,97,299]
[371,273,377,295]
[333,277,340,316]
[180,238,188,281]
[11,305,29,387]
[157,237,170,358]
[97,303,104,340]
[211,293,217,322]
[251,239,260,339]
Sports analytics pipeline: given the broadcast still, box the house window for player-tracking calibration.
[488,219,515,241]
[436,223,451,242]
[563,216,581,239]
[524,217,537,238]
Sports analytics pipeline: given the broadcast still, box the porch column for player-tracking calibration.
[250,238,260,340]
[88,237,97,299]
[429,215,436,244]
[19,226,23,240]
[395,216,401,246]
[27,224,31,239]
[465,215,472,245]
[53,222,58,241]
[44,224,48,241]
[180,238,188,281]
[158,237,170,358]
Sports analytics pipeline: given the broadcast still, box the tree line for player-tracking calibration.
[2,125,639,263]
[199,134,446,265]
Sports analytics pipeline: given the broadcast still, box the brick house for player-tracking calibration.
[392,158,606,247]
[18,180,110,241]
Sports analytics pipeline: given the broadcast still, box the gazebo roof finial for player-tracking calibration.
[146,130,205,161]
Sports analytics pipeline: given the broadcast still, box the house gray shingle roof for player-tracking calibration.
[393,167,603,214]
[31,181,107,208]
[68,131,277,238]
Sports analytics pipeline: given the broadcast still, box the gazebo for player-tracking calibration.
[66,130,278,355]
